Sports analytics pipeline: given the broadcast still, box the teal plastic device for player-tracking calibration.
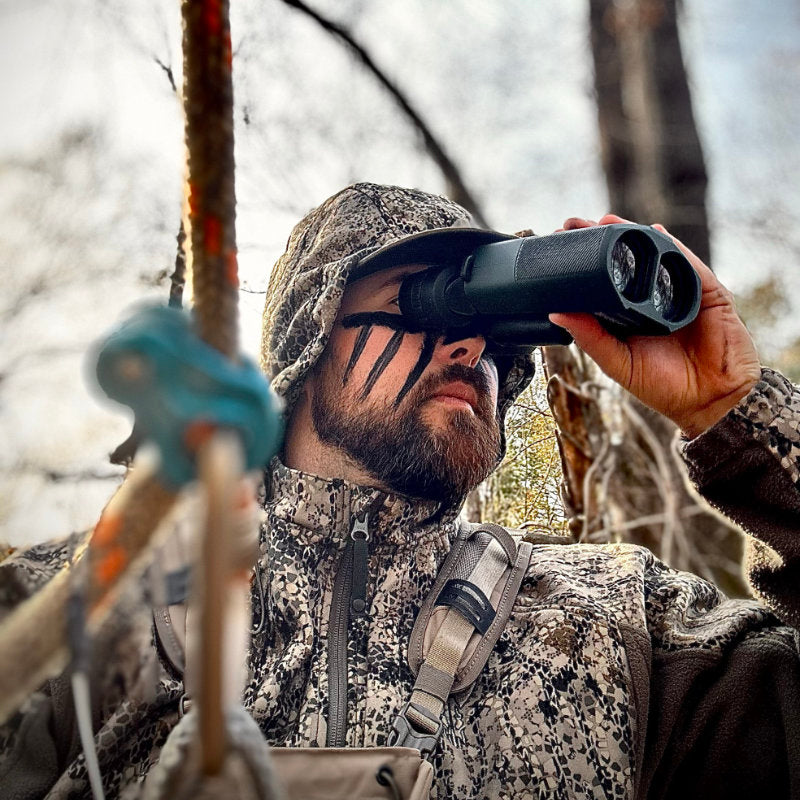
[94,305,284,487]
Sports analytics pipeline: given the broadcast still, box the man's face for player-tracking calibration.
[308,264,501,505]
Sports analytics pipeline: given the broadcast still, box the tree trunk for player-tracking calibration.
[589,0,710,263]
[542,346,605,541]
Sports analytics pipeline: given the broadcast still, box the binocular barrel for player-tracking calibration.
[398,224,702,350]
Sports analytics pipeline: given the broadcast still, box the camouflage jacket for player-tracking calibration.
[2,367,800,800]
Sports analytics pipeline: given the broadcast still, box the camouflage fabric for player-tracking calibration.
[245,456,793,799]
[3,377,800,799]
[0,543,183,800]
[727,367,800,484]
[681,367,800,632]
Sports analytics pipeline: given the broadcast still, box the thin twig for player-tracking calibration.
[580,435,611,542]
[153,56,178,95]
[168,220,187,309]
[587,504,707,541]
[623,401,681,562]
[7,463,123,483]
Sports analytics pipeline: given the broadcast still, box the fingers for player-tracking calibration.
[597,213,630,225]
[561,217,597,230]
[560,217,720,291]
[548,312,632,388]
[649,222,719,292]
[560,213,629,231]
[557,216,726,300]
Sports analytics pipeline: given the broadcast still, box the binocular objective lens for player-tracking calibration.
[611,241,636,292]
[653,265,675,317]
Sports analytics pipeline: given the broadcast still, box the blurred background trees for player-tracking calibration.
[2,0,800,595]
[540,0,745,595]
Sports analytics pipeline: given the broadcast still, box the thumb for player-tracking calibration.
[549,312,632,387]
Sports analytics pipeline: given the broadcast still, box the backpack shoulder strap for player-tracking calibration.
[150,510,194,681]
[389,521,535,756]
[153,603,187,677]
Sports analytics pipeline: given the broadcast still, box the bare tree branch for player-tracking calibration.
[110,219,186,467]
[7,463,123,483]
[168,219,187,309]
[153,56,178,95]
[280,0,490,228]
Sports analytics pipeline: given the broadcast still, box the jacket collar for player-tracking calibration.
[265,459,462,549]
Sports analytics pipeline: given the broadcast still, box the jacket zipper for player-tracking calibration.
[326,512,370,747]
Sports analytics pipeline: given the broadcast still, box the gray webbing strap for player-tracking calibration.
[410,538,508,720]
[389,532,514,755]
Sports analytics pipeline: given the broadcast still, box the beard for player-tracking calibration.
[311,361,502,506]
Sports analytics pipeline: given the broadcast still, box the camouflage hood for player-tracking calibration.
[260,182,536,450]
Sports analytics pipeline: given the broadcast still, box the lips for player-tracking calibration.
[429,381,479,412]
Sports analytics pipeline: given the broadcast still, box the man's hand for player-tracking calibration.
[548,214,762,439]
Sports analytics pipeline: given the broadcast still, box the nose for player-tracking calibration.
[436,331,487,369]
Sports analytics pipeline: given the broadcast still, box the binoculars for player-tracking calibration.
[398,224,702,351]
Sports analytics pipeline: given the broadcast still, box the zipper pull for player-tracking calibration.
[349,513,370,617]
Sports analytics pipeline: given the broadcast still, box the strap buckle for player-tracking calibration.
[387,701,442,757]
[178,693,193,718]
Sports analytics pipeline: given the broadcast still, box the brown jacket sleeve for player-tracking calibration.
[637,368,800,800]
[682,367,800,628]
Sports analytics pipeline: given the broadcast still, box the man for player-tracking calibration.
[2,182,799,799]
[254,183,799,797]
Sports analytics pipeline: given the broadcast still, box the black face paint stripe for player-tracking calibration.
[342,324,372,386]
[394,331,436,407]
[343,312,476,342]
[340,311,485,404]
[342,312,423,333]
[360,329,405,400]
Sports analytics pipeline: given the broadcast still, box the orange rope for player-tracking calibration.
[181,0,242,775]
[182,0,240,358]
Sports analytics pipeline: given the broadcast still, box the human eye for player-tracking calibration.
[378,289,401,311]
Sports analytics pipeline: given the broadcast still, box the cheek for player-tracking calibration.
[479,359,500,407]
[490,369,500,403]
[337,327,421,398]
